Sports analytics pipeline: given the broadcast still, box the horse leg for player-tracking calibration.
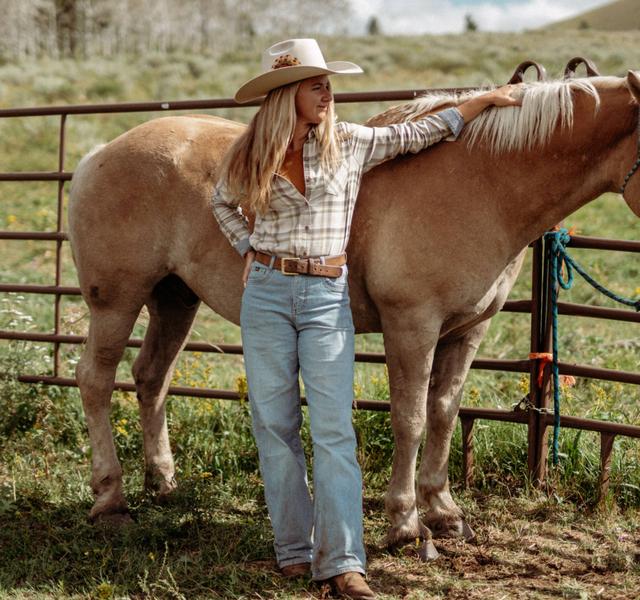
[381,313,438,549]
[132,275,200,500]
[76,305,142,523]
[416,321,491,540]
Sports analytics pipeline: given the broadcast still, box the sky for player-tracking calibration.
[349,0,613,34]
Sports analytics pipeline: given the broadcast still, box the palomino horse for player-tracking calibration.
[68,72,640,552]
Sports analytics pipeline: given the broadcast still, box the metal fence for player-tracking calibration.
[1,87,639,501]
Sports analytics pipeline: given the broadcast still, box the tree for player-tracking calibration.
[367,15,381,36]
[0,0,353,60]
[464,13,478,33]
[54,0,79,56]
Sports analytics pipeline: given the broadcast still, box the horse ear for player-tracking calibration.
[627,70,640,103]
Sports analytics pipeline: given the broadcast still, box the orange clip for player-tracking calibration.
[550,224,577,236]
[528,352,553,388]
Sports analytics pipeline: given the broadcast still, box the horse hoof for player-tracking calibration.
[385,522,430,552]
[154,489,176,506]
[145,472,177,500]
[417,539,440,562]
[461,520,476,542]
[428,517,472,540]
[89,509,134,526]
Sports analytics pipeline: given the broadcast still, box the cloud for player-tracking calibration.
[350,0,611,34]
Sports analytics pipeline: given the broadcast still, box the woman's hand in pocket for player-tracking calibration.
[242,249,256,288]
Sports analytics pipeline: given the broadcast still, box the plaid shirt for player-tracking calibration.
[212,107,464,258]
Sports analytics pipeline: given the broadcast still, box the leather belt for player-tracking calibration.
[255,251,346,278]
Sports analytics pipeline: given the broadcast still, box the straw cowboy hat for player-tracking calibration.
[234,38,363,103]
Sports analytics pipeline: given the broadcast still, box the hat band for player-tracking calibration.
[271,54,302,69]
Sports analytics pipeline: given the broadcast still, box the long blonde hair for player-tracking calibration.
[220,80,340,214]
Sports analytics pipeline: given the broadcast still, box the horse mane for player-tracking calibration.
[365,78,611,153]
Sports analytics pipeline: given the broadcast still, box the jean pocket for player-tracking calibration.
[321,267,349,293]
[247,261,274,284]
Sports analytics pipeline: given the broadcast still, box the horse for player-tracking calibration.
[67,71,640,554]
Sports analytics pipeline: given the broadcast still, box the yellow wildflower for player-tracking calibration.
[236,375,248,400]
[517,374,530,395]
[95,582,114,599]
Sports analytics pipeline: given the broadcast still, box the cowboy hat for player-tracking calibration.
[234,38,363,104]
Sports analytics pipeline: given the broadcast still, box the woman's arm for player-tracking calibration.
[456,84,522,123]
[211,181,256,287]
[350,110,461,173]
[349,84,522,172]
[211,181,252,257]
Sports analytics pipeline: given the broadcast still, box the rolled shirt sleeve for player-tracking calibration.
[438,107,465,138]
[349,107,464,172]
[211,180,252,256]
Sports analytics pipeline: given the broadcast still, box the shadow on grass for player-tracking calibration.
[0,484,322,598]
[0,487,485,599]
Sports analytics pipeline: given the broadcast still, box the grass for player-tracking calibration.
[1,30,640,597]
[2,343,640,598]
[2,482,640,599]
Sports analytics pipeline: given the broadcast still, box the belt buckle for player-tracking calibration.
[280,257,299,276]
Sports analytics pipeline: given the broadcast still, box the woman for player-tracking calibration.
[212,38,520,599]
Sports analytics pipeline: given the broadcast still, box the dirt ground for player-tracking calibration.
[248,493,640,599]
[368,494,640,600]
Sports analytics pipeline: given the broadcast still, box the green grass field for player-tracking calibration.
[1,30,640,598]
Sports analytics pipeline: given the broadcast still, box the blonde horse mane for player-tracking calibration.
[365,78,612,153]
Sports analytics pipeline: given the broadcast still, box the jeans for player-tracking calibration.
[240,260,365,580]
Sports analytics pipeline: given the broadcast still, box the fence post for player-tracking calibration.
[53,113,67,378]
[460,416,475,488]
[598,432,616,503]
[527,238,551,484]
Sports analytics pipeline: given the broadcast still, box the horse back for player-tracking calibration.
[67,115,246,313]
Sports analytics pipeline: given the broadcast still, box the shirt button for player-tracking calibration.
[305,225,310,233]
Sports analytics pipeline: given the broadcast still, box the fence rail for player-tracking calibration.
[1,89,639,501]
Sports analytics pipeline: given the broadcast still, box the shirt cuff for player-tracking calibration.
[438,107,464,140]
[234,238,252,257]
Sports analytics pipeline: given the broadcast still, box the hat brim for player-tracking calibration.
[234,61,363,103]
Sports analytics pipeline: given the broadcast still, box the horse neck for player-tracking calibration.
[490,85,637,247]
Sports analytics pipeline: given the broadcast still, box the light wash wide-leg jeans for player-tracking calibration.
[240,260,366,581]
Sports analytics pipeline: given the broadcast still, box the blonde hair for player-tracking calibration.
[220,80,340,214]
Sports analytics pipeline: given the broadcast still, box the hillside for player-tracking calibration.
[547,0,640,31]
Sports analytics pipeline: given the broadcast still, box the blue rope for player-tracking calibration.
[544,229,640,465]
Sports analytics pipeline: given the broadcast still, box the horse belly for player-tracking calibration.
[439,251,525,340]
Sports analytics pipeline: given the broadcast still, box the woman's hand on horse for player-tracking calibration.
[456,83,523,123]
[488,84,524,107]
[242,249,256,288]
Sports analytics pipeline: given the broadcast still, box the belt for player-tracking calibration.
[254,251,346,278]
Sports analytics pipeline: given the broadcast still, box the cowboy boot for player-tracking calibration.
[329,572,376,599]
[280,562,311,578]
